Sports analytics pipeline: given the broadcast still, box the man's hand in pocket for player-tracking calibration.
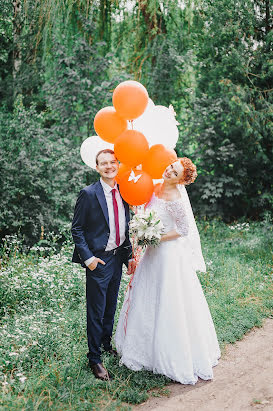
[88,257,105,271]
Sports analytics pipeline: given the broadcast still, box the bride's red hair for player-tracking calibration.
[178,157,197,185]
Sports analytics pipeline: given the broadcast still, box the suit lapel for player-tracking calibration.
[123,200,130,224]
[117,184,130,224]
[95,181,109,227]
[95,181,130,228]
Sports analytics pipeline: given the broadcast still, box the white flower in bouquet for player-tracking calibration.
[129,209,164,248]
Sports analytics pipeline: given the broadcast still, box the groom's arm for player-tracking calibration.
[71,189,94,262]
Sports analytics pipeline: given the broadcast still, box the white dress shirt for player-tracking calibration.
[84,178,126,267]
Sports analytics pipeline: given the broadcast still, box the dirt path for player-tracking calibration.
[135,318,273,411]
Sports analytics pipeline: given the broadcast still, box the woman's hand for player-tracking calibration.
[127,259,137,275]
[160,234,168,243]
[160,230,180,243]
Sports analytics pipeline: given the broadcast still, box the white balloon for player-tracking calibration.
[80,136,114,170]
[151,106,179,149]
[137,98,155,118]
[153,178,164,185]
[132,98,154,127]
[145,97,155,110]
[133,103,179,149]
[133,98,156,143]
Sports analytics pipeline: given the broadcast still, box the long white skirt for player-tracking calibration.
[115,237,221,385]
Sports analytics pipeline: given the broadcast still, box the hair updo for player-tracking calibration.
[178,157,197,185]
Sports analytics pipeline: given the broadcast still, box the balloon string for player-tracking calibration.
[123,246,141,335]
[123,270,135,335]
[130,120,134,130]
[124,207,141,335]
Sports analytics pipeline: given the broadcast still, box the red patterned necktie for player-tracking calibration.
[111,188,120,247]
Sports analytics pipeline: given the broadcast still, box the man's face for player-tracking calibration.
[96,152,119,180]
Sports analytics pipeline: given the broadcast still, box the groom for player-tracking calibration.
[71,149,133,381]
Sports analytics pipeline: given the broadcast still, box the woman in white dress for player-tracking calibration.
[115,157,221,385]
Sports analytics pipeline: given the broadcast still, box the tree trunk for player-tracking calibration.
[99,0,111,47]
[265,0,271,34]
[138,0,167,38]
[13,0,22,80]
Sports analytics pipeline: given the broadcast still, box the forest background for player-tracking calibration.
[0,0,272,246]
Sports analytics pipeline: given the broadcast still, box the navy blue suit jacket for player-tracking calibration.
[71,181,131,267]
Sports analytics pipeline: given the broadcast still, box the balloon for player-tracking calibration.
[94,106,127,143]
[115,163,132,184]
[132,97,154,123]
[80,136,114,169]
[142,144,177,179]
[146,98,155,110]
[131,97,154,131]
[119,169,154,206]
[113,80,149,120]
[133,104,179,149]
[114,130,149,167]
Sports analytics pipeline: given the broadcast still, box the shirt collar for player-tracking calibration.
[100,177,117,193]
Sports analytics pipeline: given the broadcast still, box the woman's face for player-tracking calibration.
[163,160,184,184]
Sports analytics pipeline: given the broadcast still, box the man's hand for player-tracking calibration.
[88,257,106,271]
[127,259,137,275]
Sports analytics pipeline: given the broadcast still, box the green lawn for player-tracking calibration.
[0,220,272,410]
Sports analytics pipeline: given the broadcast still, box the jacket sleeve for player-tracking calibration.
[71,190,93,262]
[121,236,132,267]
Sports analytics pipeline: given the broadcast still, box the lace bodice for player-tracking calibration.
[147,194,189,237]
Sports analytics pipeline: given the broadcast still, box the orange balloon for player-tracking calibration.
[114,130,149,167]
[119,170,154,206]
[94,106,127,143]
[115,163,131,184]
[113,80,149,120]
[142,144,177,179]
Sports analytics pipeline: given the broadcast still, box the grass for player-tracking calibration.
[0,219,272,410]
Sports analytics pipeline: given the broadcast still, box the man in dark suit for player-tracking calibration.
[71,149,133,380]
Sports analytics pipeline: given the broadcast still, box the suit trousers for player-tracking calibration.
[86,250,123,365]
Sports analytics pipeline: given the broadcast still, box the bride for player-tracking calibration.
[115,157,221,385]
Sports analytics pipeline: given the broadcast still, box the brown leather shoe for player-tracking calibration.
[90,363,110,381]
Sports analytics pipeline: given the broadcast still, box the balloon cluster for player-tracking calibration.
[81,80,179,205]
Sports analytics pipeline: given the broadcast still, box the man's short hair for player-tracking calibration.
[96,149,116,165]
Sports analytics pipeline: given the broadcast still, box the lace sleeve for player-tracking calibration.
[166,200,189,237]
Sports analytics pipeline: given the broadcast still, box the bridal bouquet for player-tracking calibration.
[129,209,164,248]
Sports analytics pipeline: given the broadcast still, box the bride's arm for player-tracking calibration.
[160,230,180,242]
[161,201,189,242]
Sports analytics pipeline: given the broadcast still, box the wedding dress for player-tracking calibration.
[115,187,221,384]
